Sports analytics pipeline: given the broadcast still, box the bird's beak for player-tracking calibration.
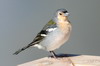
[64,13,69,16]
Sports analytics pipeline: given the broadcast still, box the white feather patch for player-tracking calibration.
[46,28,57,32]
[41,34,47,36]
[34,44,44,49]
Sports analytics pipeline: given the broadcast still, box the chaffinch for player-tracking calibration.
[13,8,72,58]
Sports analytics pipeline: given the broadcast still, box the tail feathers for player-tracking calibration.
[13,43,34,55]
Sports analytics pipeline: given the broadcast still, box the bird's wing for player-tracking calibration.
[31,20,57,45]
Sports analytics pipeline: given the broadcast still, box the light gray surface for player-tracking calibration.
[0,0,100,66]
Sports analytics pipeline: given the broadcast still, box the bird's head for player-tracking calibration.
[55,8,69,22]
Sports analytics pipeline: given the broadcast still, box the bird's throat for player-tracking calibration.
[57,21,71,33]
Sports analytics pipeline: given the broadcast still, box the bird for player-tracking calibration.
[13,8,72,58]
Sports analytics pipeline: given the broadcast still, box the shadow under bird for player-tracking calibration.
[13,8,72,58]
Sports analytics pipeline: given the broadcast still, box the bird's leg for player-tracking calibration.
[49,51,57,58]
[49,51,75,66]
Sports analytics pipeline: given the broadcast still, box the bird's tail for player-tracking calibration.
[13,43,35,55]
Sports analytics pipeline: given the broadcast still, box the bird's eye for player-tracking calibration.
[59,13,62,15]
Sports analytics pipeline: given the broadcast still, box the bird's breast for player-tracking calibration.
[57,21,72,34]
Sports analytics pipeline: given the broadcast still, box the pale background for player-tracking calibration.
[0,0,100,66]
